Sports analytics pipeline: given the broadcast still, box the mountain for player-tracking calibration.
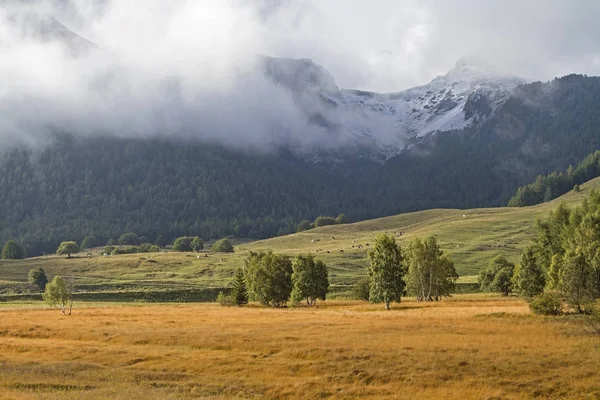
[261,55,525,158]
[7,10,97,55]
[3,17,600,256]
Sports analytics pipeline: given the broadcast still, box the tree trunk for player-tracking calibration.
[385,300,390,310]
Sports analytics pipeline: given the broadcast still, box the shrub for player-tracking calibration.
[212,238,234,253]
[111,246,139,255]
[529,292,563,316]
[216,291,234,307]
[314,216,336,227]
[353,278,370,301]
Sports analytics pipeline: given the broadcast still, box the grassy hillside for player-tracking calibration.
[2,176,599,299]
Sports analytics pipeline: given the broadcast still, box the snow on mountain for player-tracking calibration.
[263,55,527,158]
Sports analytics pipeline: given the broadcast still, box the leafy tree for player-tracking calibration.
[352,278,370,301]
[230,268,248,306]
[80,236,96,250]
[557,249,598,312]
[367,234,405,310]
[191,236,204,251]
[291,254,329,306]
[244,251,293,307]
[104,245,115,255]
[212,238,234,253]
[118,232,140,246]
[478,255,515,295]
[138,243,155,253]
[512,247,545,298]
[173,237,193,252]
[43,276,74,315]
[154,235,167,247]
[56,241,80,258]
[296,220,313,232]
[405,236,458,301]
[149,245,160,252]
[314,216,336,227]
[335,213,348,224]
[1,240,25,259]
[28,268,48,292]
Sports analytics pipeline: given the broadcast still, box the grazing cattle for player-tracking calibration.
[197,255,200,259]
[326,250,330,253]
[332,236,336,240]
[340,249,344,253]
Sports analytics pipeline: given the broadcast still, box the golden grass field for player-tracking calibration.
[1,296,599,399]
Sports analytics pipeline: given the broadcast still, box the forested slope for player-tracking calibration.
[3,75,600,256]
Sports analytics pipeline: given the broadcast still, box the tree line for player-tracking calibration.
[1,235,235,260]
[480,190,600,316]
[508,150,600,207]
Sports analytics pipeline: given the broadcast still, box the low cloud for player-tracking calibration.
[1,0,600,150]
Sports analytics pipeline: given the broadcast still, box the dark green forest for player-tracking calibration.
[508,150,600,206]
[2,74,600,256]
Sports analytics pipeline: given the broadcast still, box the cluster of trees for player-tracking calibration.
[366,234,458,309]
[219,252,329,307]
[173,236,204,252]
[1,240,25,259]
[508,150,600,207]
[220,234,458,310]
[297,214,348,232]
[482,191,600,314]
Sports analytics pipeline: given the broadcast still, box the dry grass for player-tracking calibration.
[0,296,599,399]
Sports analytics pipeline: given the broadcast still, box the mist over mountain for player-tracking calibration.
[0,5,528,157]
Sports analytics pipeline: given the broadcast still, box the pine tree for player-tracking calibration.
[231,268,248,306]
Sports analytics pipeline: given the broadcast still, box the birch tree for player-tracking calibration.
[367,234,405,310]
[406,236,458,301]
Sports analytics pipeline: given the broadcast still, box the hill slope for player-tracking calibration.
[2,176,599,299]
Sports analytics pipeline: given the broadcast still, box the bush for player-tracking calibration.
[216,291,234,306]
[529,292,563,316]
[353,278,370,301]
[314,216,336,227]
[111,246,139,255]
[212,238,234,253]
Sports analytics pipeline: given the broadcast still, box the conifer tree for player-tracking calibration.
[231,268,248,306]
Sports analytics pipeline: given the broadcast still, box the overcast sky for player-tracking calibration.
[49,0,600,92]
[1,0,600,150]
